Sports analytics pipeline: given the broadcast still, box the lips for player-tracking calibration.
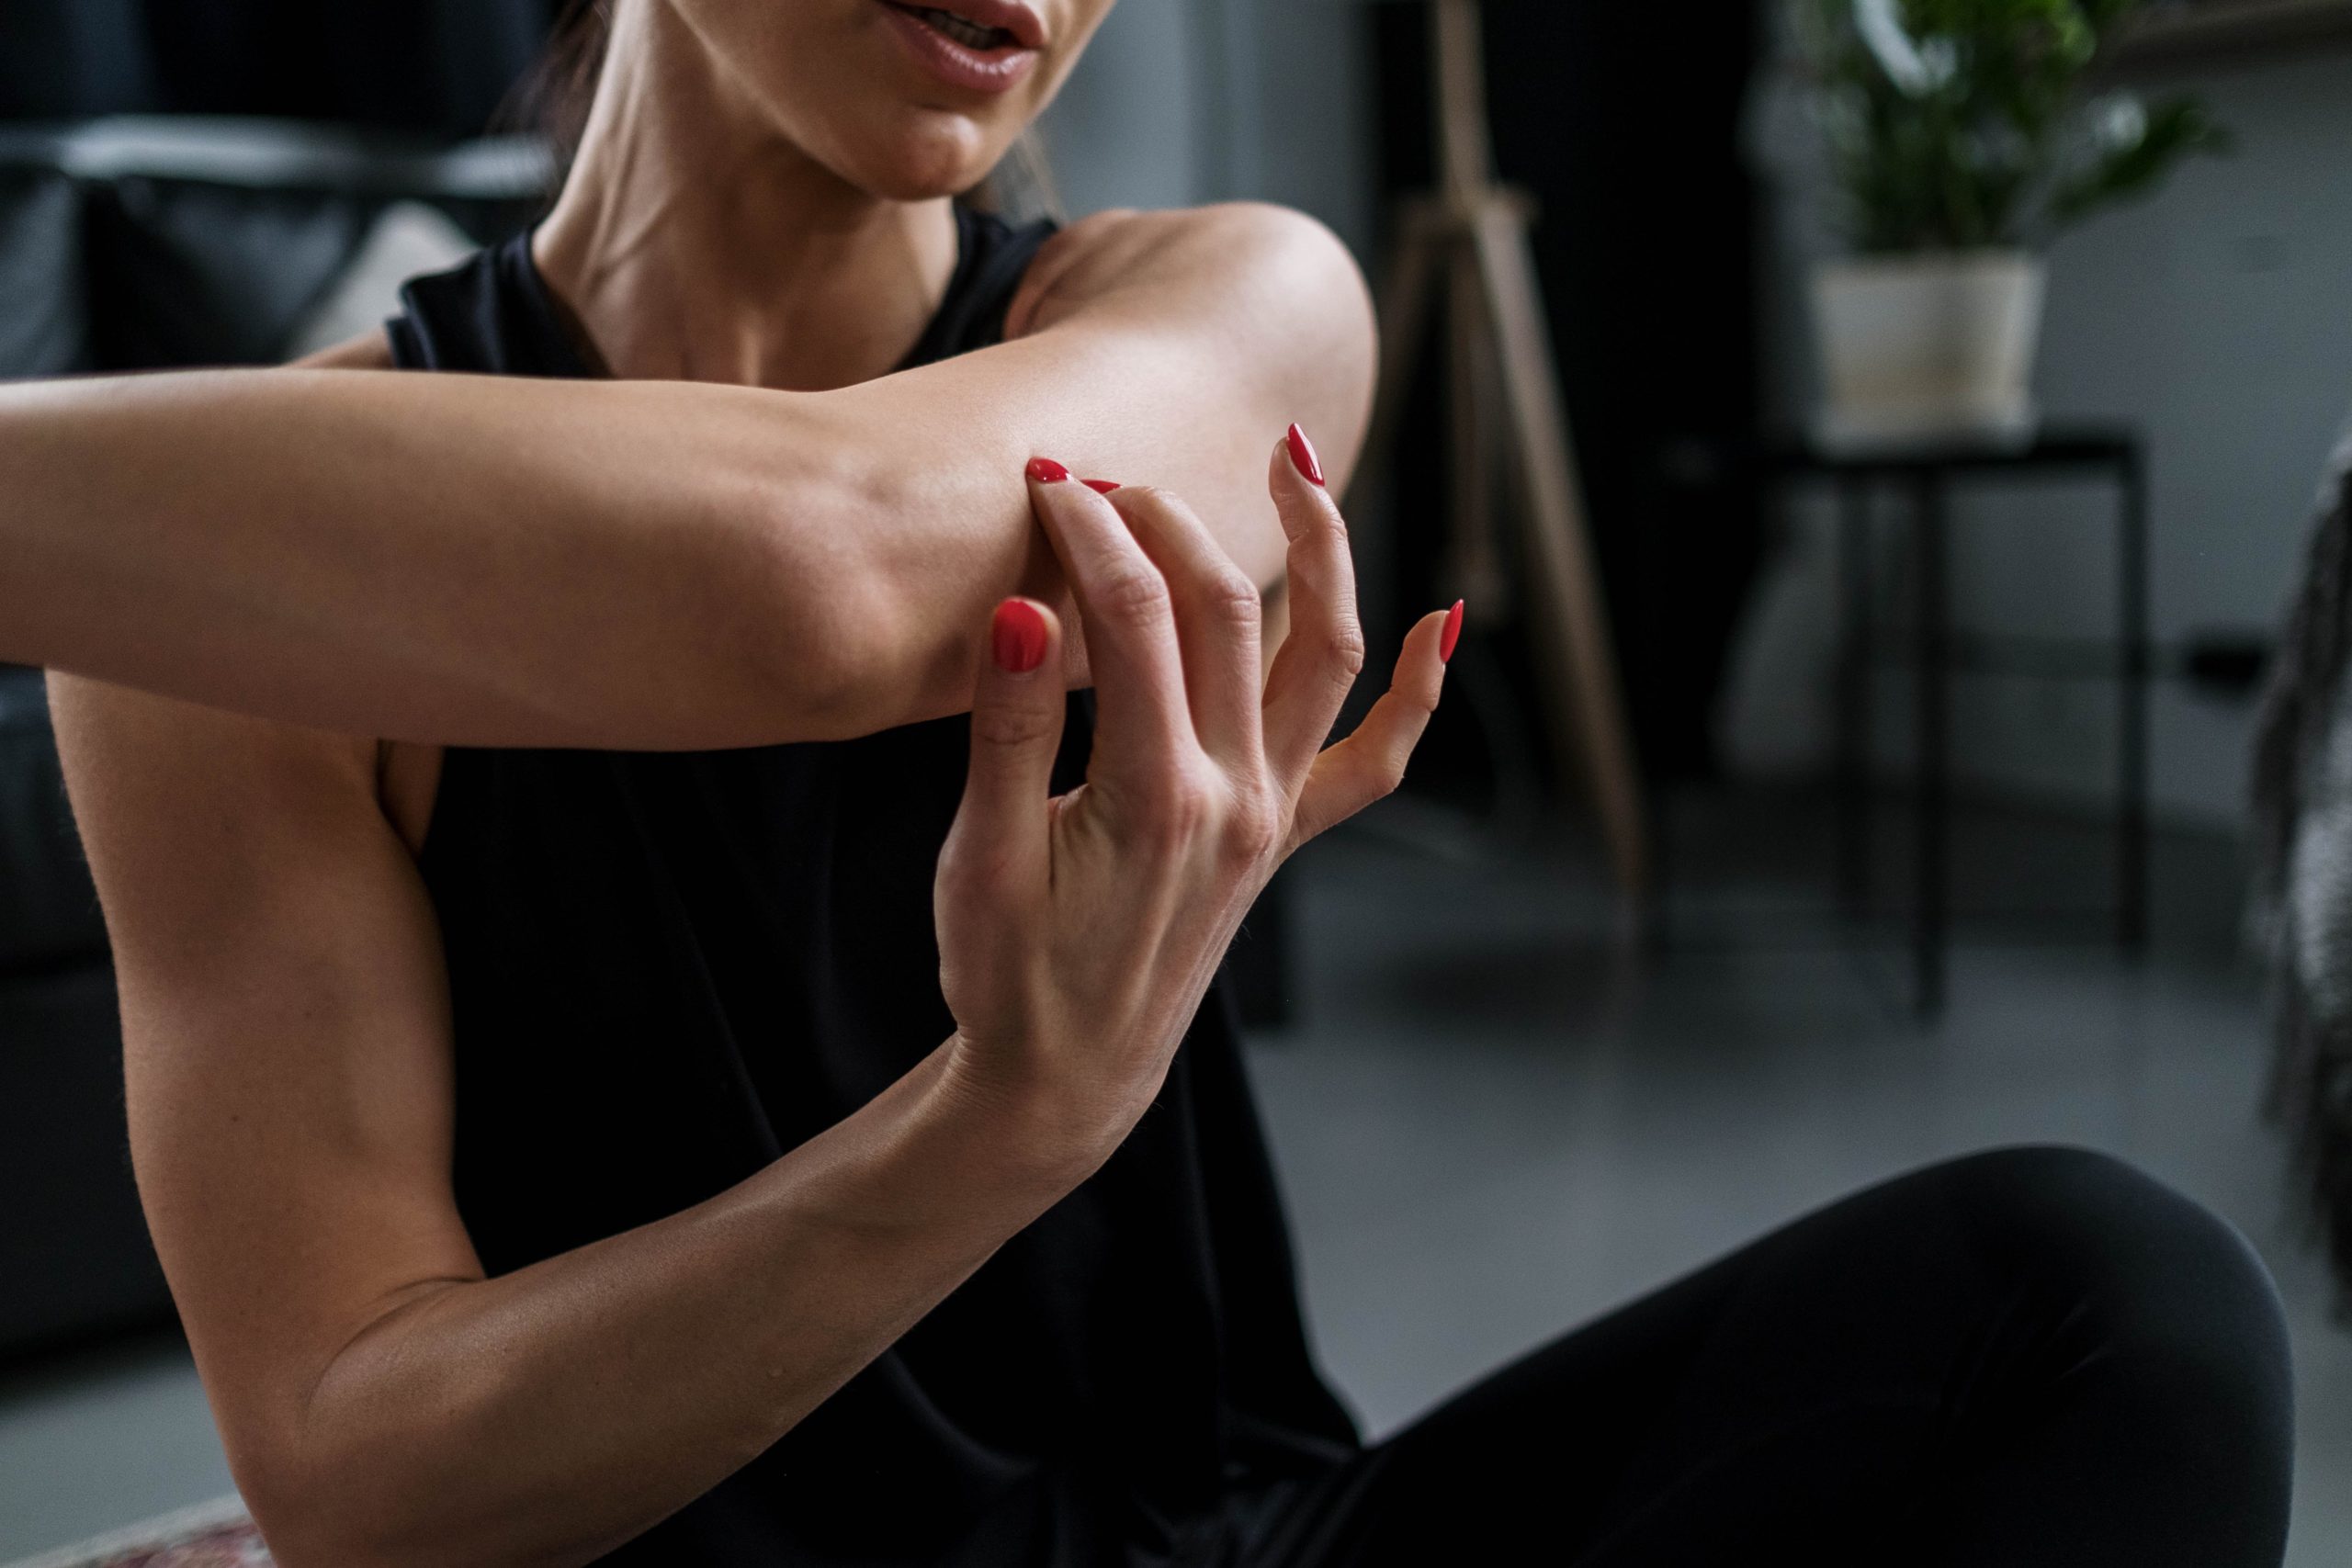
[876,0,1044,95]
[909,6,1010,50]
[881,0,1046,51]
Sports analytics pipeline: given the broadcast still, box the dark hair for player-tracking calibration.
[496,0,614,186]
[500,0,1061,218]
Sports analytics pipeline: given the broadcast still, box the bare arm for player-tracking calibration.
[7,204,1371,748]
[53,457,1445,1568]
[55,679,1091,1567]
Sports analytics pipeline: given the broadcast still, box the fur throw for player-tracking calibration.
[2250,410,2352,1312]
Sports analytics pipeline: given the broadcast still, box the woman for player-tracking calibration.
[37,2,2294,1565]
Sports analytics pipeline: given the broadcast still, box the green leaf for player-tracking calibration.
[1797,0,2227,250]
[2049,98,2229,225]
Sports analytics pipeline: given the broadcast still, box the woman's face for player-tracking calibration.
[667,0,1117,198]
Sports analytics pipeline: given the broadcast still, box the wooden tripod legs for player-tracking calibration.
[1368,192,1649,900]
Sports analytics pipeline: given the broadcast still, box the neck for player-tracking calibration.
[532,1,959,390]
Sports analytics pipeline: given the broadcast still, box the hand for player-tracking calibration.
[934,434,1460,1168]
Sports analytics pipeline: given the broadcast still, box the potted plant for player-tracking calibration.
[1796,0,2224,448]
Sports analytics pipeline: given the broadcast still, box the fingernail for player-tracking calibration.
[1441,599,1465,663]
[1026,456,1070,484]
[1285,423,1325,488]
[991,597,1049,674]
[1081,478,1121,494]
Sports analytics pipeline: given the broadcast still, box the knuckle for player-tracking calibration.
[1325,618,1369,682]
[1101,564,1173,626]
[1141,764,1216,851]
[1168,771,1218,837]
[1287,497,1352,558]
[1224,789,1283,862]
[970,701,1057,750]
[1117,483,1186,517]
[1203,569,1262,629]
[938,843,1008,899]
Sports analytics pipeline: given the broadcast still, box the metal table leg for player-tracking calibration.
[1837,478,1872,914]
[2119,449,2151,953]
[1914,470,1949,1018]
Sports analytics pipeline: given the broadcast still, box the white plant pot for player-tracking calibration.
[1810,250,2046,451]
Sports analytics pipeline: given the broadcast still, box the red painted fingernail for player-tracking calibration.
[1081,479,1121,494]
[1285,423,1325,487]
[991,598,1049,673]
[1440,599,1465,663]
[1026,456,1069,484]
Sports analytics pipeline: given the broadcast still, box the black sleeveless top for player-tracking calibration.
[386,209,1359,1567]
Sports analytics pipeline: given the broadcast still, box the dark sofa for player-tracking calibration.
[0,118,537,1360]
[0,663,157,1356]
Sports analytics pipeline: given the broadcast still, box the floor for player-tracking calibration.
[1,790,2346,1563]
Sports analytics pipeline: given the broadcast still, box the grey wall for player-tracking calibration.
[1035,0,1377,252]
[1036,0,1208,213]
[1734,35,2352,830]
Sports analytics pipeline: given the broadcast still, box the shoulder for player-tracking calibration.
[1007,202,1371,352]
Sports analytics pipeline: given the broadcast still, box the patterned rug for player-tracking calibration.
[2,1498,268,1568]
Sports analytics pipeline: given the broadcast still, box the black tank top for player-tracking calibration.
[386,209,1358,1567]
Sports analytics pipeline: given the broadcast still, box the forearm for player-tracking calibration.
[256,1042,1104,1568]
[0,207,1365,749]
[0,359,1268,747]
[1,368,943,748]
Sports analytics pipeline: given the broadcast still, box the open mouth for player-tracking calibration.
[873,0,1043,93]
[886,4,1025,54]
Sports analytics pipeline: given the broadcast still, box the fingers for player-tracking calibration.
[944,596,1068,896]
[1104,486,1265,772]
[1260,428,1369,795]
[1289,604,1454,850]
[1026,462,1194,787]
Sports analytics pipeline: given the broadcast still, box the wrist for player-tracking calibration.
[931,1032,1148,1192]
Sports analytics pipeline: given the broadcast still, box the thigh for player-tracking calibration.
[1238,1146,2290,1568]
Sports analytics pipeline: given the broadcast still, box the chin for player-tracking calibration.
[841,112,1002,201]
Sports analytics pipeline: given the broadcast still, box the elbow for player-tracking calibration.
[730,449,959,742]
[210,1286,569,1568]
[718,453,910,744]
[236,1451,415,1568]
[735,536,904,742]
[241,1453,535,1568]
[230,1411,522,1568]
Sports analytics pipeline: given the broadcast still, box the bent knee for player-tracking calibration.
[1939,1147,2257,1281]
[1940,1148,2290,1407]
[1934,1147,2273,1309]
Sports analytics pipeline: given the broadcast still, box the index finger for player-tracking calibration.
[1024,458,1196,784]
[1105,485,1265,774]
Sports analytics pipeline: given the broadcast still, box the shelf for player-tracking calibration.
[2109,0,2352,71]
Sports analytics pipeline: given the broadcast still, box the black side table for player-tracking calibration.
[1764,424,2151,1017]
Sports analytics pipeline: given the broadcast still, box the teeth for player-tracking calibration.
[914,6,1014,50]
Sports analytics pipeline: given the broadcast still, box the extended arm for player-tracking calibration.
[6,204,1372,748]
[53,457,1444,1568]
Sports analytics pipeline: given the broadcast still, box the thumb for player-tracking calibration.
[946,597,1067,892]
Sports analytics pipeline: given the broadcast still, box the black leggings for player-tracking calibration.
[1237,1147,2295,1568]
